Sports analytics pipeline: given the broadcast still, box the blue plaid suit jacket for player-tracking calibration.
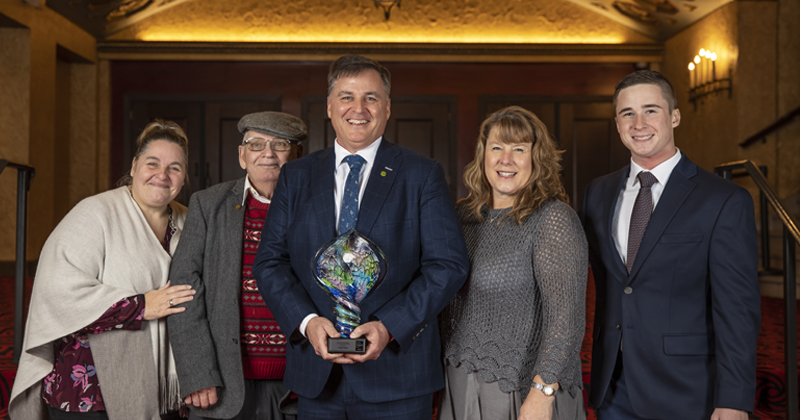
[254,140,469,402]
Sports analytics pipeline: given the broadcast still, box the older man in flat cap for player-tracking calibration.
[168,111,307,420]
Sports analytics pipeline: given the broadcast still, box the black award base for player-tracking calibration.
[328,337,367,354]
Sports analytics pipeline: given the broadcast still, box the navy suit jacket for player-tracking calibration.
[253,140,469,403]
[582,153,760,419]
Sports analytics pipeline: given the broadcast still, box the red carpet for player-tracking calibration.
[0,275,797,419]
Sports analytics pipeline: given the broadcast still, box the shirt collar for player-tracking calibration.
[627,148,682,188]
[242,175,271,205]
[334,136,382,168]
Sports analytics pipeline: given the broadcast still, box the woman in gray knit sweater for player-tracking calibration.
[440,106,588,420]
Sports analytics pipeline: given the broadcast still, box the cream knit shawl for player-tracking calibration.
[9,186,187,420]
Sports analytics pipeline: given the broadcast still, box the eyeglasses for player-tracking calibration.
[242,137,293,152]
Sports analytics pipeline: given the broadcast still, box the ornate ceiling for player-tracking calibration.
[563,0,733,40]
[44,0,734,42]
[44,0,194,37]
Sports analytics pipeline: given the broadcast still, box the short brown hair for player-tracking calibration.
[613,70,677,111]
[116,119,189,187]
[327,55,391,97]
[462,106,568,225]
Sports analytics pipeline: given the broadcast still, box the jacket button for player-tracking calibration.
[616,324,621,330]
[233,338,238,344]
[623,287,633,294]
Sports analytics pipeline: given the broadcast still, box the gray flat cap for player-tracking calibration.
[238,111,308,142]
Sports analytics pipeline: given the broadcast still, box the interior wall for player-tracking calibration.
[68,62,99,214]
[0,27,31,263]
[662,1,778,199]
[0,3,99,264]
[54,57,73,221]
[776,0,800,201]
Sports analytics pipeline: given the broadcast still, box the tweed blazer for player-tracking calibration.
[168,178,251,419]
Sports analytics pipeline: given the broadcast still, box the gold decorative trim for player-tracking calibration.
[97,41,664,63]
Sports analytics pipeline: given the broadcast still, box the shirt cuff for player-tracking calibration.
[299,313,319,337]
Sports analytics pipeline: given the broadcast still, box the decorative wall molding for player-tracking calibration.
[97,41,664,63]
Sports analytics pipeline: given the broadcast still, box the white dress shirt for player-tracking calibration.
[299,137,383,337]
[333,137,382,232]
[242,175,271,205]
[612,149,682,266]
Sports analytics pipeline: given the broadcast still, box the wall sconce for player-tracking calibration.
[375,0,399,20]
[687,48,732,110]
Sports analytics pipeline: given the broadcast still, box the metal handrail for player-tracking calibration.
[714,159,798,420]
[0,159,35,364]
[739,105,800,149]
[715,160,800,244]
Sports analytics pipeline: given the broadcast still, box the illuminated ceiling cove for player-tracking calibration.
[45,0,732,42]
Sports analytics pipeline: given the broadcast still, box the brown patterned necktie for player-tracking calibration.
[626,171,657,274]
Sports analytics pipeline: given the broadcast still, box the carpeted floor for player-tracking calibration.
[0,274,797,419]
[0,275,32,420]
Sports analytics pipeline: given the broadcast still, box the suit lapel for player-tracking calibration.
[604,166,630,282]
[628,154,697,281]
[357,140,402,237]
[312,148,337,238]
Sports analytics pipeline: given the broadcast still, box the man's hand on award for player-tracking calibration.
[345,320,391,362]
[307,316,355,364]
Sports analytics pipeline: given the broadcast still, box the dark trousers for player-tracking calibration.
[188,378,296,420]
[597,354,657,420]
[297,365,432,420]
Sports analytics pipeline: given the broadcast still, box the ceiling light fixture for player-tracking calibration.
[375,0,400,20]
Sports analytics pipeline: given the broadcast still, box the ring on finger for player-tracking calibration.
[169,299,174,307]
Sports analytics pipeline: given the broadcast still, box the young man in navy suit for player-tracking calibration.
[582,70,760,420]
[253,55,469,419]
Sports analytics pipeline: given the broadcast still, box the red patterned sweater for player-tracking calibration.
[240,194,287,379]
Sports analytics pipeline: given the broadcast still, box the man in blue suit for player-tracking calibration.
[582,70,760,420]
[253,55,469,419]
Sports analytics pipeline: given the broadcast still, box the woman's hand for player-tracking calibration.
[519,376,558,420]
[519,390,554,420]
[143,281,195,320]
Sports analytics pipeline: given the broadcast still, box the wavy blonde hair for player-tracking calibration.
[462,105,568,225]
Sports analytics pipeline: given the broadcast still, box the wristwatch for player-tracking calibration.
[533,382,556,397]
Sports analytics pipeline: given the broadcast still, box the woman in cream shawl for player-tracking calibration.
[10,120,196,420]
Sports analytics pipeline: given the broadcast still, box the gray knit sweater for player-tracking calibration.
[441,200,588,400]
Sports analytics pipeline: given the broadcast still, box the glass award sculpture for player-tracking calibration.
[312,229,387,354]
